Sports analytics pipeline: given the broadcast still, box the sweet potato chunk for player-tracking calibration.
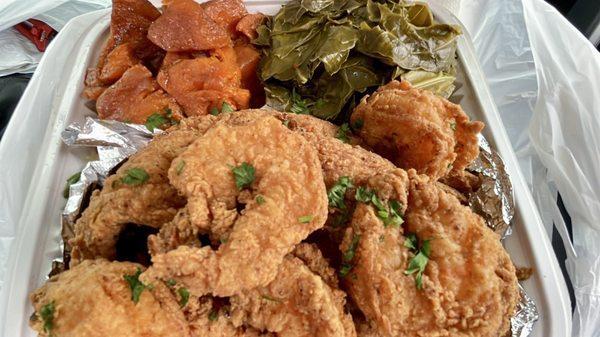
[99,43,140,83]
[202,0,247,36]
[97,64,182,123]
[147,0,230,52]
[234,42,264,107]
[236,13,266,40]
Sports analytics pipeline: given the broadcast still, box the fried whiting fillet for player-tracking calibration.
[70,117,216,264]
[351,81,485,181]
[229,255,356,337]
[30,259,190,337]
[142,116,328,297]
[342,170,518,337]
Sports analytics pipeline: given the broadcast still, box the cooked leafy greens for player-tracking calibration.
[254,0,461,120]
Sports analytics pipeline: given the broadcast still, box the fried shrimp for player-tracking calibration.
[30,259,190,337]
[351,81,485,181]
[143,116,328,297]
[342,170,518,337]
[229,255,356,337]
[70,117,216,264]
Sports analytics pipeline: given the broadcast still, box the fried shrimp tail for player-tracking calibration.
[143,116,328,296]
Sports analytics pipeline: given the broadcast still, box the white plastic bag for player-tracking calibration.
[0,0,109,75]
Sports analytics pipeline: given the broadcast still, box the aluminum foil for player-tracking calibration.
[54,117,159,271]
[54,116,538,336]
[468,134,515,238]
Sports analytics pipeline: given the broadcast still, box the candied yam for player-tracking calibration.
[157,48,241,95]
[175,88,250,116]
[147,0,230,52]
[99,43,140,84]
[83,86,107,101]
[201,0,247,36]
[236,13,266,40]
[111,0,161,46]
[97,64,182,123]
[233,42,264,107]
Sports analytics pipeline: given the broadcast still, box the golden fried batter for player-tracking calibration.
[230,255,356,337]
[351,81,484,180]
[142,116,327,296]
[30,259,190,337]
[70,117,216,263]
[342,170,519,337]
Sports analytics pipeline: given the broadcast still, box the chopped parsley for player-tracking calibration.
[178,287,190,307]
[282,119,291,128]
[121,168,149,186]
[256,194,266,205]
[166,279,177,287]
[210,102,236,116]
[145,108,178,132]
[290,88,310,114]
[403,233,418,250]
[351,119,364,131]
[335,123,351,143]
[208,309,218,321]
[231,162,255,190]
[298,215,313,223]
[404,239,432,289]
[327,176,353,209]
[331,212,351,227]
[354,186,374,203]
[123,268,149,304]
[221,102,235,113]
[62,171,81,198]
[40,301,55,334]
[387,200,404,227]
[261,294,282,302]
[339,234,360,278]
[450,122,457,131]
[175,160,186,175]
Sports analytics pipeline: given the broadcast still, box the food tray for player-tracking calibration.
[0,1,572,336]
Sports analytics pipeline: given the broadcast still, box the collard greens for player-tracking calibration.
[254,0,461,120]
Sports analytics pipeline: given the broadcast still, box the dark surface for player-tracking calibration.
[0,74,31,138]
[554,193,576,311]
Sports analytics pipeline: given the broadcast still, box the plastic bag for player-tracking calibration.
[0,0,109,76]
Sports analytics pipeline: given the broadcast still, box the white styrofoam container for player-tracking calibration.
[0,2,572,336]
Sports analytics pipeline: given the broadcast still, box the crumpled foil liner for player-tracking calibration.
[52,117,160,272]
[467,134,515,238]
[53,116,538,336]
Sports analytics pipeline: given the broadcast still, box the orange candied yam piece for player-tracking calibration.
[175,88,250,116]
[111,0,161,47]
[96,64,182,123]
[99,43,140,84]
[236,13,266,40]
[201,0,248,36]
[147,0,230,52]
[157,47,241,95]
[233,43,264,107]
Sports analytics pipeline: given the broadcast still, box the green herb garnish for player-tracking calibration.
[166,279,177,287]
[145,109,178,132]
[231,162,255,190]
[351,119,364,131]
[404,239,431,289]
[327,176,353,209]
[121,167,149,186]
[221,102,235,113]
[178,287,190,307]
[40,301,55,334]
[176,160,186,175]
[123,268,148,304]
[290,88,310,114]
[298,215,313,223]
[403,233,418,250]
[335,123,351,143]
[388,199,404,227]
[210,107,220,115]
[208,309,218,321]
[62,171,81,198]
[450,122,457,131]
[355,186,374,203]
[256,195,266,205]
[261,294,282,302]
[339,234,360,278]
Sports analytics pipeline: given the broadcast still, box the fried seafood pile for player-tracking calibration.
[84,0,265,124]
[32,104,519,336]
